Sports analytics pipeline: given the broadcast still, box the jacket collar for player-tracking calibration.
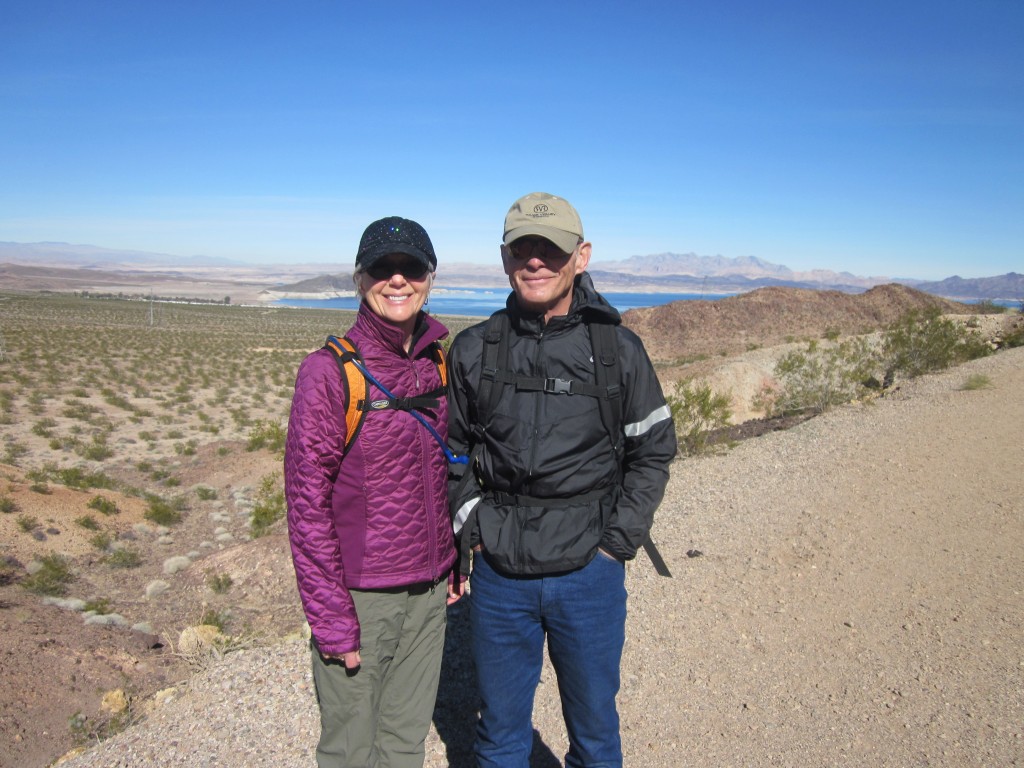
[354,301,449,357]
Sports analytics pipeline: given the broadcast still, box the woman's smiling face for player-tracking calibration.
[358,254,432,338]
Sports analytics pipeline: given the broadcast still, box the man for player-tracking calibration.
[447,192,677,767]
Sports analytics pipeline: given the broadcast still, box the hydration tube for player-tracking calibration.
[347,357,468,465]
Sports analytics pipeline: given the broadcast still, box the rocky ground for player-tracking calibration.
[47,343,1024,768]
[1,287,1020,767]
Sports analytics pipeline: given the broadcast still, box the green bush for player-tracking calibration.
[773,337,877,415]
[16,514,39,533]
[105,548,143,568]
[31,418,58,437]
[207,572,234,594]
[246,419,286,454]
[87,495,119,516]
[74,515,100,530]
[961,373,993,391]
[200,607,230,632]
[196,486,218,501]
[0,495,18,514]
[105,548,143,569]
[22,554,75,596]
[665,379,732,456]
[250,474,286,538]
[1002,323,1024,349]
[2,441,29,465]
[970,300,1006,315]
[83,597,112,614]
[144,496,182,526]
[881,308,992,379]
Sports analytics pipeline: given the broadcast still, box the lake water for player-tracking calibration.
[274,289,732,317]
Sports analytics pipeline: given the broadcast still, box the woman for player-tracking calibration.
[285,216,460,768]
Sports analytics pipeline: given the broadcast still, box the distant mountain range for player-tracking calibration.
[1,241,1020,302]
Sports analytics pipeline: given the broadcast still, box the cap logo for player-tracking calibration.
[533,204,549,213]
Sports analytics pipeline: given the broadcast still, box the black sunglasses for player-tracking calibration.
[508,237,576,261]
[365,259,430,281]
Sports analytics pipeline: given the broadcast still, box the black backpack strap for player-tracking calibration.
[476,310,509,433]
[589,322,625,463]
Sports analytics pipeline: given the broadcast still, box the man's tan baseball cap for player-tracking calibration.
[503,192,584,255]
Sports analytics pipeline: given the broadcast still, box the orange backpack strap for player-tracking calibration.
[324,335,367,453]
[432,341,449,389]
[323,336,448,455]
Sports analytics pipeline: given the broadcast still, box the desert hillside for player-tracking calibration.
[624,283,974,364]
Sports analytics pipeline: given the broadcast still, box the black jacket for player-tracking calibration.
[448,273,677,575]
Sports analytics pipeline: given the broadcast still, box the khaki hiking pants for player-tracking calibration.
[311,581,448,768]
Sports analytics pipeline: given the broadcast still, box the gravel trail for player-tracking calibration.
[60,347,1024,768]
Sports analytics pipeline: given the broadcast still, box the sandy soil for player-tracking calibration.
[43,344,1024,768]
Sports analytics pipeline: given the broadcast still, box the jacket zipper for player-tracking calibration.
[412,352,440,582]
[526,329,544,481]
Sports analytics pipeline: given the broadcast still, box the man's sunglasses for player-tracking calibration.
[365,260,430,281]
[507,237,577,261]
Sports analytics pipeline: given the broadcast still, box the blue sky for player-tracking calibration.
[1,1,1021,280]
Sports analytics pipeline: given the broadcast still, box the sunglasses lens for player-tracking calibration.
[510,239,569,260]
[367,261,428,281]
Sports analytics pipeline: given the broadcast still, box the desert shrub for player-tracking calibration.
[881,308,992,379]
[83,597,112,614]
[22,554,75,596]
[74,515,100,530]
[144,496,182,526]
[0,557,18,586]
[2,441,29,465]
[246,419,286,454]
[961,373,993,391]
[62,399,100,421]
[16,514,39,533]
[200,607,230,632]
[101,389,135,411]
[970,300,1006,315]
[751,377,783,419]
[174,439,198,456]
[35,465,117,491]
[207,572,234,594]
[1002,323,1024,349]
[89,531,112,551]
[80,436,114,461]
[87,495,119,515]
[665,379,732,457]
[773,337,878,415]
[196,486,218,501]
[250,473,286,538]
[0,495,18,514]
[31,418,58,437]
[105,548,143,568]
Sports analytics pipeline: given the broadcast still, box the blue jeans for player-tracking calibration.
[470,551,627,768]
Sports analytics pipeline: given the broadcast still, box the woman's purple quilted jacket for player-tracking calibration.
[284,304,455,655]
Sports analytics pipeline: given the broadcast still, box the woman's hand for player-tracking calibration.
[324,650,362,669]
